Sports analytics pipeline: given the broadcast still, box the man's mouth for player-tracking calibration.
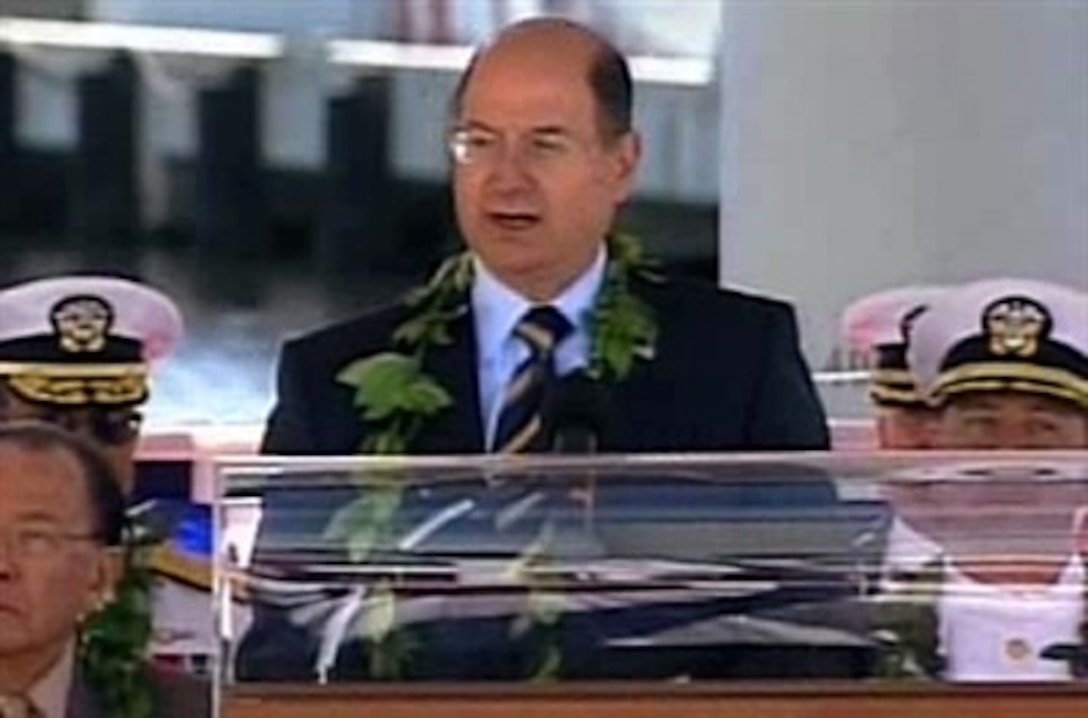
[488,212,540,231]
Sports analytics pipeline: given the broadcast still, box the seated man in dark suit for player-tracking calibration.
[0,422,208,717]
[242,17,834,682]
[0,276,217,693]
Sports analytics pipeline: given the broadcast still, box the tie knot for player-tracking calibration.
[515,306,572,355]
[0,695,35,718]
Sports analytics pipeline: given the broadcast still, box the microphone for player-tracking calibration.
[540,371,610,536]
[542,369,610,454]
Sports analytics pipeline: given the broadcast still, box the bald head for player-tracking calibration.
[486,17,608,60]
[452,18,633,140]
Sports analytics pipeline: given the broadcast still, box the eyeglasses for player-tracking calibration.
[448,128,586,169]
[0,408,143,446]
[0,523,101,560]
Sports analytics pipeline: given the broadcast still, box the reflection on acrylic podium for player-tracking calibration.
[212,451,1088,717]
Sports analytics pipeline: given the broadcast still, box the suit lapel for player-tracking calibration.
[406,270,662,455]
[415,309,485,454]
[66,668,105,718]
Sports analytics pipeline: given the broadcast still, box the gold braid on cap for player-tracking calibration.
[0,363,149,405]
[870,367,920,405]
[867,304,932,408]
[870,383,926,407]
[930,295,1088,410]
[933,364,1088,411]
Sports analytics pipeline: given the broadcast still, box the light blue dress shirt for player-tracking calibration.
[472,248,607,449]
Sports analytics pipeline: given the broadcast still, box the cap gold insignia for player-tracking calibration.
[50,295,114,354]
[983,297,1049,358]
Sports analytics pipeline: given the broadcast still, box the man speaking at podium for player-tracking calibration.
[261,18,828,458]
[242,18,838,683]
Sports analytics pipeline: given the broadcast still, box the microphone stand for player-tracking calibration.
[543,370,610,531]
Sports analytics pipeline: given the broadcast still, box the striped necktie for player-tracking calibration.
[493,306,573,453]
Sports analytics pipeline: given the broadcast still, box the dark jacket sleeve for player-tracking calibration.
[746,303,831,450]
[151,668,212,718]
[260,339,315,455]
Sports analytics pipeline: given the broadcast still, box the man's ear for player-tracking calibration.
[875,415,892,450]
[85,547,125,615]
[919,414,940,449]
[608,131,641,204]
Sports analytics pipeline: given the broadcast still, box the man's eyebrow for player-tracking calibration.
[452,122,572,137]
[530,126,571,136]
[9,511,67,525]
[1027,404,1074,417]
[454,120,499,133]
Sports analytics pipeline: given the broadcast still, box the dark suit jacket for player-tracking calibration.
[237,274,837,682]
[68,664,210,718]
[261,275,829,455]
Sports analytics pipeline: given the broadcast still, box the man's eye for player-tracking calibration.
[531,136,568,153]
[465,133,497,149]
[1027,418,1060,435]
[16,528,60,552]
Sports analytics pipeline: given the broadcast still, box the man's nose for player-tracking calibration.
[996,422,1035,449]
[0,534,16,578]
[487,144,535,187]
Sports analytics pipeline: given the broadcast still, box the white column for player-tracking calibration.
[719,0,1088,368]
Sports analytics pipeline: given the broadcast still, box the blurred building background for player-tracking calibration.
[1,0,1084,430]
[0,0,724,427]
[0,0,82,19]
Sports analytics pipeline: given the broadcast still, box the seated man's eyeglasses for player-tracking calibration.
[0,521,102,559]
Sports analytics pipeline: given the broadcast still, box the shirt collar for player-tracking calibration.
[884,518,1087,593]
[882,518,943,581]
[944,553,1086,596]
[27,641,74,718]
[472,247,607,361]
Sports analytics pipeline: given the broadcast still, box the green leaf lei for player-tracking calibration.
[79,516,157,717]
[337,232,661,453]
[871,559,945,679]
[328,233,661,680]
